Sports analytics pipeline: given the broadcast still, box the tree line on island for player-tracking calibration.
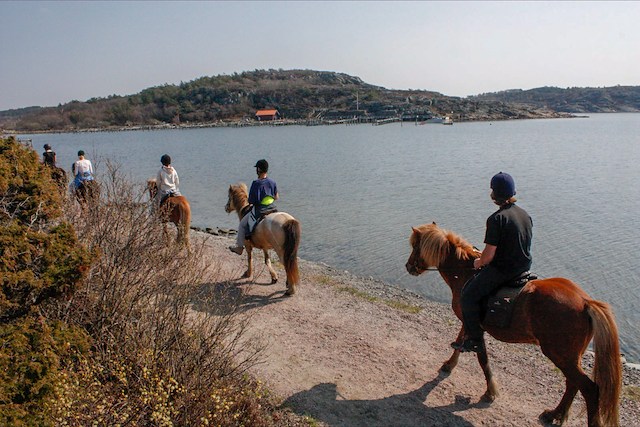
[1,69,639,132]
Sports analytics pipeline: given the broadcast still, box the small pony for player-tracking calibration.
[73,179,100,207]
[147,179,191,246]
[225,183,301,296]
[406,222,621,427]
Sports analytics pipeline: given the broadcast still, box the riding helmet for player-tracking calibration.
[161,154,171,166]
[255,159,269,172]
[490,171,516,199]
[77,150,85,156]
[44,144,51,150]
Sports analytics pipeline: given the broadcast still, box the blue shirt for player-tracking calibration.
[249,177,278,205]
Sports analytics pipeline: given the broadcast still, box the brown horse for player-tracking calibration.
[73,179,100,206]
[225,183,301,295]
[405,222,621,427]
[147,179,191,246]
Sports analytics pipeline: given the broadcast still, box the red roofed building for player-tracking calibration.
[255,109,280,121]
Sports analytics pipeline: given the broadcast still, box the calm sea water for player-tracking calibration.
[21,114,640,362]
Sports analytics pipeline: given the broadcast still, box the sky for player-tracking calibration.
[1,1,639,111]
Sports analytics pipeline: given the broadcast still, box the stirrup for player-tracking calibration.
[451,339,484,353]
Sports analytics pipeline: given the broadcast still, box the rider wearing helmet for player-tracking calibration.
[229,159,279,255]
[42,144,57,167]
[72,150,94,189]
[452,172,533,353]
[155,154,181,207]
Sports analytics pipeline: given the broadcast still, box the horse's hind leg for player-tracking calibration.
[263,250,278,284]
[540,347,599,426]
[540,378,578,426]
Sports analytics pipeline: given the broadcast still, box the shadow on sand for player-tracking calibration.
[283,372,490,427]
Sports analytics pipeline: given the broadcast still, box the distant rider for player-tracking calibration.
[229,159,279,255]
[452,172,533,353]
[42,144,57,167]
[72,150,94,189]
[155,154,181,208]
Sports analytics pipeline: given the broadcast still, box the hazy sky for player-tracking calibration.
[1,1,639,111]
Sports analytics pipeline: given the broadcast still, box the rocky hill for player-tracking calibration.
[472,85,640,113]
[0,69,570,132]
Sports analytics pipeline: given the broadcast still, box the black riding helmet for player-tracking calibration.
[255,159,269,173]
[490,171,516,200]
[44,144,51,150]
[161,154,171,166]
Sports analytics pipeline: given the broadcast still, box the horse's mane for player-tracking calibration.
[229,182,249,208]
[411,223,478,266]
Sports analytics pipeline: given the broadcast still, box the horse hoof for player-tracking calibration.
[480,392,496,403]
[440,363,453,373]
[539,410,560,424]
[271,278,278,284]
[242,272,251,278]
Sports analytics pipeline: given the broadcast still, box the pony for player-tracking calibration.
[73,179,100,207]
[405,222,621,427]
[147,179,191,246]
[47,165,68,192]
[225,183,301,296]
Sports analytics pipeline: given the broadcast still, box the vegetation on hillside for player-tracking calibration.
[0,136,305,426]
[0,69,569,132]
[472,85,640,113]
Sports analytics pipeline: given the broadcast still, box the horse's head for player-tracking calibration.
[147,179,158,199]
[225,183,248,214]
[405,222,477,276]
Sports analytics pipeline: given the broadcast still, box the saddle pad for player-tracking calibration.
[483,284,527,329]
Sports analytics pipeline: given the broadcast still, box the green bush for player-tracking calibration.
[0,136,93,425]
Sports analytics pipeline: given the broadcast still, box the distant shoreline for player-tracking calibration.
[4,113,579,135]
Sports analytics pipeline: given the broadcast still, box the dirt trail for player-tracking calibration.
[200,233,640,426]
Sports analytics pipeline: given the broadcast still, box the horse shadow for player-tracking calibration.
[282,372,483,427]
[191,278,290,315]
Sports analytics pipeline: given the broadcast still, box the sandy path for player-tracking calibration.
[199,232,640,426]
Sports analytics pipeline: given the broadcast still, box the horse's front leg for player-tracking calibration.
[162,222,170,243]
[263,250,278,284]
[441,327,464,373]
[477,345,498,403]
[243,244,253,278]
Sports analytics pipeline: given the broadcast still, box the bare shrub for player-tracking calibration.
[44,162,273,425]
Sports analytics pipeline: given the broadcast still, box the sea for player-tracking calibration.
[19,113,640,363]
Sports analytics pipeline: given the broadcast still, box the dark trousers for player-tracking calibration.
[460,265,510,339]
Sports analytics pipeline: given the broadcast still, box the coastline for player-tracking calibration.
[2,112,576,136]
[195,230,640,426]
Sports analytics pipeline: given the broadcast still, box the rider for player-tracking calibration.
[155,154,181,207]
[229,159,279,255]
[42,144,57,167]
[72,150,94,189]
[453,172,533,353]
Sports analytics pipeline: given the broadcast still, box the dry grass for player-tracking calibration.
[40,162,286,426]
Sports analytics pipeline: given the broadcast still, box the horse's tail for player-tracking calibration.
[179,199,191,246]
[586,299,621,427]
[282,219,301,286]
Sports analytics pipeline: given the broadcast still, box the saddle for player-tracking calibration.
[244,204,278,237]
[159,192,176,207]
[482,271,538,328]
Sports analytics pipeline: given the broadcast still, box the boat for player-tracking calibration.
[443,116,453,125]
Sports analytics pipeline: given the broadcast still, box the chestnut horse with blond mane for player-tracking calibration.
[406,222,621,427]
[147,179,191,246]
[225,183,301,296]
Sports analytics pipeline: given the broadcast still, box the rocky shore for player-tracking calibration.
[196,230,640,426]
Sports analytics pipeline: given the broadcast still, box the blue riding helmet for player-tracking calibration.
[255,159,269,173]
[490,172,516,199]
